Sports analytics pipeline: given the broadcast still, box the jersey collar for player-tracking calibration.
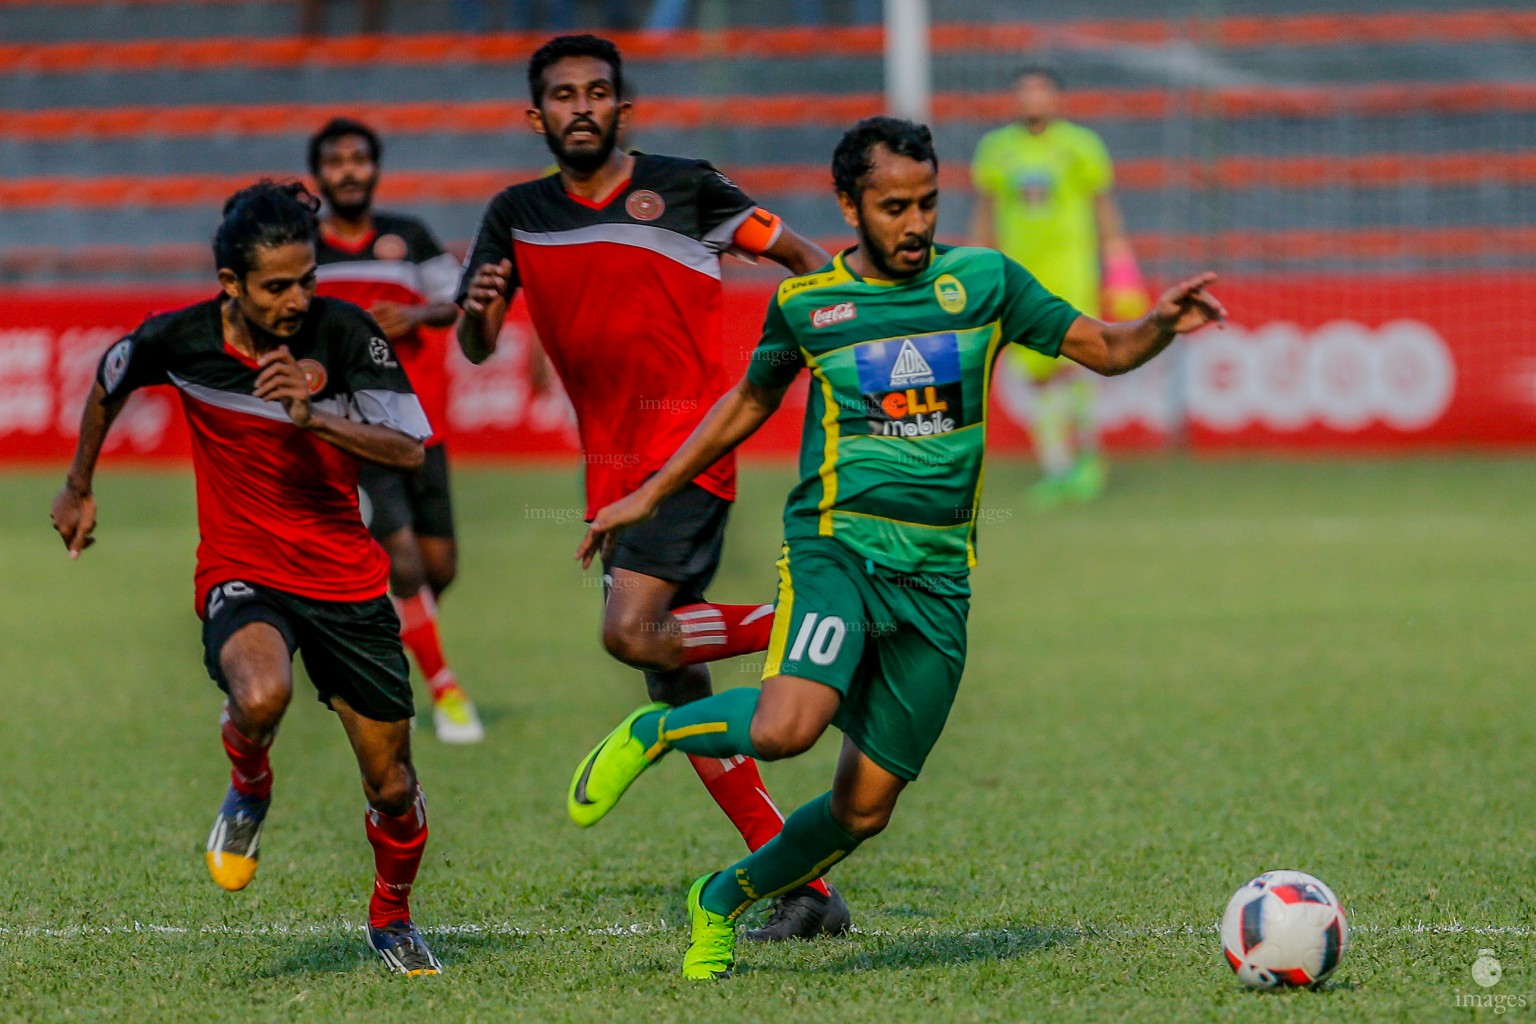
[560,151,640,210]
[320,224,377,256]
[835,246,940,287]
[213,297,312,368]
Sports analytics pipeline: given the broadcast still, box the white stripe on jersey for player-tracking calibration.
[511,223,722,281]
[168,374,432,440]
[353,389,433,440]
[316,259,426,296]
[169,372,349,423]
[419,252,462,304]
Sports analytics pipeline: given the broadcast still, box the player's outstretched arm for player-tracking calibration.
[576,377,789,568]
[254,347,425,471]
[370,299,460,339]
[456,259,512,364]
[762,225,831,276]
[52,381,128,559]
[1060,272,1226,377]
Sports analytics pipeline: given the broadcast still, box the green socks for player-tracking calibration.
[701,791,862,919]
[635,694,864,919]
[634,686,760,760]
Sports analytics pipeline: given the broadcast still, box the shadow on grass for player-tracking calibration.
[463,702,519,730]
[257,937,372,978]
[256,924,1080,979]
[258,931,667,980]
[815,925,1080,974]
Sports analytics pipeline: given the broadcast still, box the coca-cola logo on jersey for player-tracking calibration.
[811,302,857,329]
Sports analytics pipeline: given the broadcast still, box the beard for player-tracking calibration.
[543,118,619,174]
[244,305,305,346]
[320,179,374,220]
[857,221,932,280]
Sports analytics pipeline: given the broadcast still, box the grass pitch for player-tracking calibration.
[1,456,1533,1022]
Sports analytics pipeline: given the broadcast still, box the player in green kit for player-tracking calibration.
[970,66,1150,505]
[567,117,1225,979]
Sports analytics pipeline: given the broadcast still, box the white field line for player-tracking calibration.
[2,921,1533,940]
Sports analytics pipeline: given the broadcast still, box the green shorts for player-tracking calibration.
[763,536,970,781]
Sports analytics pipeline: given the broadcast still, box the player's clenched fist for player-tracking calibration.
[462,259,512,316]
[254,345,314,427]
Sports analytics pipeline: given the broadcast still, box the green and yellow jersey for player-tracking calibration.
[747,244,1081,575]
[970,119,1112,316]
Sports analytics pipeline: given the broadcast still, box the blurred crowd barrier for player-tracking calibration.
[1,1,1531,457]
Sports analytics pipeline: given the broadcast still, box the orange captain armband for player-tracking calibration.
[731,207,784,256]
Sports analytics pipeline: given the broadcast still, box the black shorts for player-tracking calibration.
[201,580,414,723]
[359,443,454,540]
[604,482,731,607]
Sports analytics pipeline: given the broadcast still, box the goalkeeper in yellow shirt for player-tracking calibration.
[970,66,1149,505]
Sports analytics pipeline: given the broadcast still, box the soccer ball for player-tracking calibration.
[1220,870,1348,989]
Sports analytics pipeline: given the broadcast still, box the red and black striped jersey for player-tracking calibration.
[316,212,458,446]
[96,296,432,611]
[458,153,784,518]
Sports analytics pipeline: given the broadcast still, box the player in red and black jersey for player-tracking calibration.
[458,34,849,939]
[310,117,484,745]
[51,182,444,976]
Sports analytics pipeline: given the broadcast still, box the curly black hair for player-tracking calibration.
[528,34,624,106]
[831,116,938,199]
[306,117,382,176]
[213,180,319,278]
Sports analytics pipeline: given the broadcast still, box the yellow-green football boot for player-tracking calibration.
[682,873,737,980]
[567,701,669,827]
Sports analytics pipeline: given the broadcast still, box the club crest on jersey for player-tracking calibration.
[368,336,398,368]
[297,359,327,395]
[855,332,965,438]
[811,302,857,329]
[934,274,967,314]
[373,234,408,261]
[101,338,133,393]
[625,190,665,221]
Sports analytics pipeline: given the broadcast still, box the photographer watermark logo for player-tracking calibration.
[1456,950,1528,1014]
[1474,950,1503,989]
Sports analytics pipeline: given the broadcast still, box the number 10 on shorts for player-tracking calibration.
[787,613,846,666]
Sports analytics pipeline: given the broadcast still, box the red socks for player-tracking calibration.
[687,754,830,898]
[394,590,459,701]
[673,603,775,666]
[223,708,429,928]
[366,788,428,928]
[220,710,272,802]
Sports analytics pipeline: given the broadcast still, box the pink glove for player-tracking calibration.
[1104,251,1150,320]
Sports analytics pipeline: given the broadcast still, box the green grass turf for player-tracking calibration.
[1,457,1533,1022]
